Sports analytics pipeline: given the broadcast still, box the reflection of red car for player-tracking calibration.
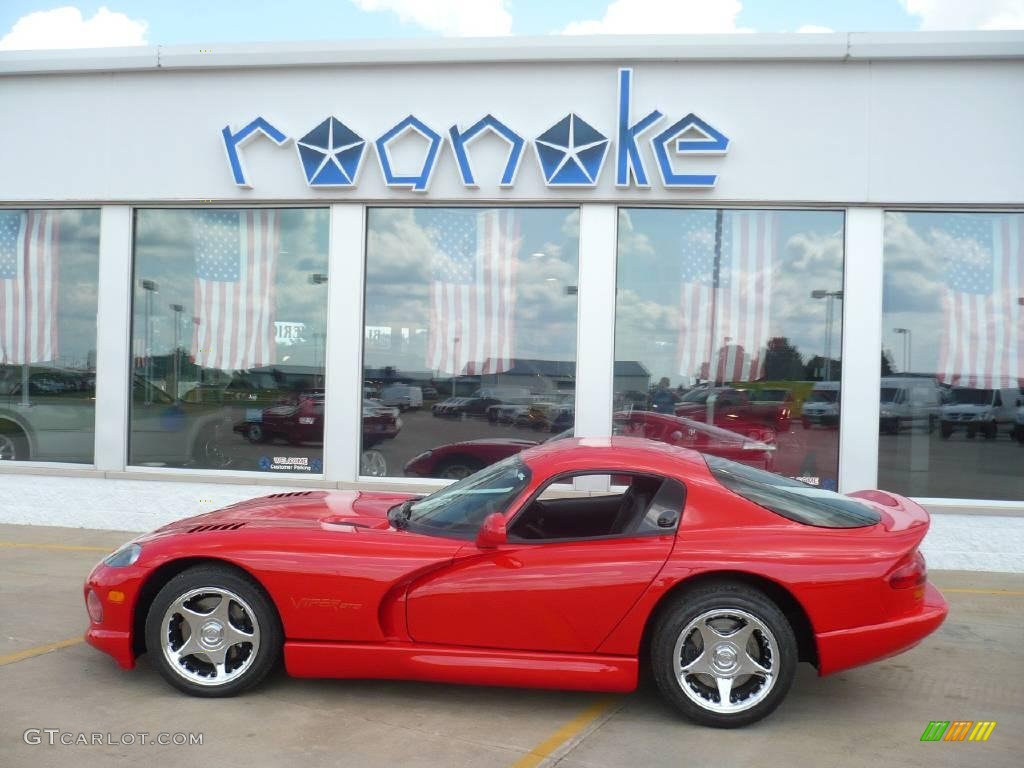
[614,410,775,470]
[405,437,542,479]
[233,392,324,445]
[85,438,946,729]
[674,387,789,436]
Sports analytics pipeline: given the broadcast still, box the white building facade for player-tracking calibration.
[0,32,1022,547]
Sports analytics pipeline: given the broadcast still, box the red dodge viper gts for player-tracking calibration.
[84,438,947,728]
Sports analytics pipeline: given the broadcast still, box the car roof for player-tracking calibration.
[517,436,711,478]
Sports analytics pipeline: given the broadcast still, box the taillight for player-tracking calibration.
[889,550,927,590]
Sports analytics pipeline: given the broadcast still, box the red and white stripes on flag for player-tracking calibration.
[677,211,777,383]
[191,210,279,371]
[426,209,520,376]
[0,210,60,365]
[937,214,1023,389]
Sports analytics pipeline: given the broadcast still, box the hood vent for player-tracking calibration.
[187,522,247,533]
[264,491,314,499]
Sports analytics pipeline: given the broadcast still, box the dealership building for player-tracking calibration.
[0,31,1022,552]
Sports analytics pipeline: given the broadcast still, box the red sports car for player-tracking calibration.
[83,438,946,728]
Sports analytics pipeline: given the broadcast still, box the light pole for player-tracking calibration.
[141,279,159,404]
[894,327,912,373]
[811,289,843,380]
[310,273,328,386]
[170,303,183,399]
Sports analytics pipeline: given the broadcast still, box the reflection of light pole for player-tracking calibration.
[141,279,159,404]
[310,273,328,386]
[811,289,843,381]
[894,327,912,373]
[451,336,460,397]
[170,303,183,399]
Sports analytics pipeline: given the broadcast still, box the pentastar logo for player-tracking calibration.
[221,69,729,192]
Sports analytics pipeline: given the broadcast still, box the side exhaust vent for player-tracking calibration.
[187,522,247,533]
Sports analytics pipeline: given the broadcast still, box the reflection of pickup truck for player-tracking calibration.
[673,387,789,437]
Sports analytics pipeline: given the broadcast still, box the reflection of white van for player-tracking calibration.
[879,376,943,434]
[940,387,1023,439]
[801,382,840,428]
[380,385,424,411]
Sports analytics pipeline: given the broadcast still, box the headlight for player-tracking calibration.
[880,409,894,418]
[104,542,142,567]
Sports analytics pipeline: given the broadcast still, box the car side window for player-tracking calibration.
[508,473,683,542]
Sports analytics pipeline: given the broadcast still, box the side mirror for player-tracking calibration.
[476,512,507,549]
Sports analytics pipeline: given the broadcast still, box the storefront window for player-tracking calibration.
[0,209,100,463]
[363,207,579,479]
[129,208,329,473]
[880,212,1023,501]
[614,208,845,489]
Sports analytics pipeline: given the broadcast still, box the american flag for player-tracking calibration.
[936,214,1023,388]
[426,209,520,375]
[677,211,777,382]
[0,210,59,365]
[191,210,279,371]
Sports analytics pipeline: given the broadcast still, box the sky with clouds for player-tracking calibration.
[0,0,1022,50]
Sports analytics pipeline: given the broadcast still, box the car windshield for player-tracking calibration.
[750,389,786,401]
[704,456,880,528]
[404,456,531,536]
[880,387,901,403]
[807,390,838,403]
[950,388,993,405]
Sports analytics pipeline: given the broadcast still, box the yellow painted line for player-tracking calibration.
[940,588,1024,596]
[0,637,83,667]
[510,696,619,768]
[0,541,110,553]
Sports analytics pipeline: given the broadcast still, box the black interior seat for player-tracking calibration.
[611,478,661,535]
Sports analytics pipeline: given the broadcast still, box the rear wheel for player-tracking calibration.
[145,566,281,697]
[651,583,797,728]
[940,423,953,439]
[0,425,28,461]
[435,456,484,480]
[244,423,267,444]
[360,449,387,477]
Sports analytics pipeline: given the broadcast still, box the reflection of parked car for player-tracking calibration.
[878,377,942,435]
[362,400,402,445]
[0,368,97,463]
[380,385,423,411]
[801,382,840,428]
[1013,407,1024,444]
[433,396,501,418]
[405,437,544,479]
[487,402,531,424]
[675,387,789,436]
[233,391,325,445]
[940,386,1022,439]
[614,410,775,470]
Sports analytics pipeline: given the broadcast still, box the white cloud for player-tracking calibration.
[0,6,147,50]
[350,0,512,36]
[562,0,750,35]
[796,25,834,33]
[899,0,1024,30]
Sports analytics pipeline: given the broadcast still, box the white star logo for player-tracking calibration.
[535,114,609,185]
[297,119,364,184]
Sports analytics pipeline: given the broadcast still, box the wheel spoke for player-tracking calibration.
[223,621,254,647]
[739,650,771,677]
[203,645,228,665]
[726,622,755,648]
[209,595,234,627]
[174,633,201,662]
[715,675,734,706]
[679,650,709,675]
[179,603,212,622]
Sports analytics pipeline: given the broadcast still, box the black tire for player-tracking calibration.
[245,423,267,444]
[435,456,484,480]
[145,565,282,698]
[982,423,997,440]
[0,423,28,461]
[650,582,797,728]
[193,424,232,468]
[940,423,953,439]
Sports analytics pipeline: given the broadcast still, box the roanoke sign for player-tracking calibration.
[221,68,730,192]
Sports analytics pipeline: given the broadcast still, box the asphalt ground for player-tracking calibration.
[0,522,1021,768]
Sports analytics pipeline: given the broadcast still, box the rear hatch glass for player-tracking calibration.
[704,456,881,529]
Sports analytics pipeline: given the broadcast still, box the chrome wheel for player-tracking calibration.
[0,433,18,460]
[161,587,261,687]
[360,449,387,476]
[674,608,779,715]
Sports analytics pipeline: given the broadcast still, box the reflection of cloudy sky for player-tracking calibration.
[883,212,1022,376]
[132,209,330,367]
[615,209,844,385]
[364,208,579,373]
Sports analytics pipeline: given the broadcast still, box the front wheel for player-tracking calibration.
[650,583,797,728]
[145,566,281,697]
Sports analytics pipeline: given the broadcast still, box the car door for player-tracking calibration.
[405,475,683,654]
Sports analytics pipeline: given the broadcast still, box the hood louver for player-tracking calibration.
[264,491,314,499]
[187,522,247,534]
